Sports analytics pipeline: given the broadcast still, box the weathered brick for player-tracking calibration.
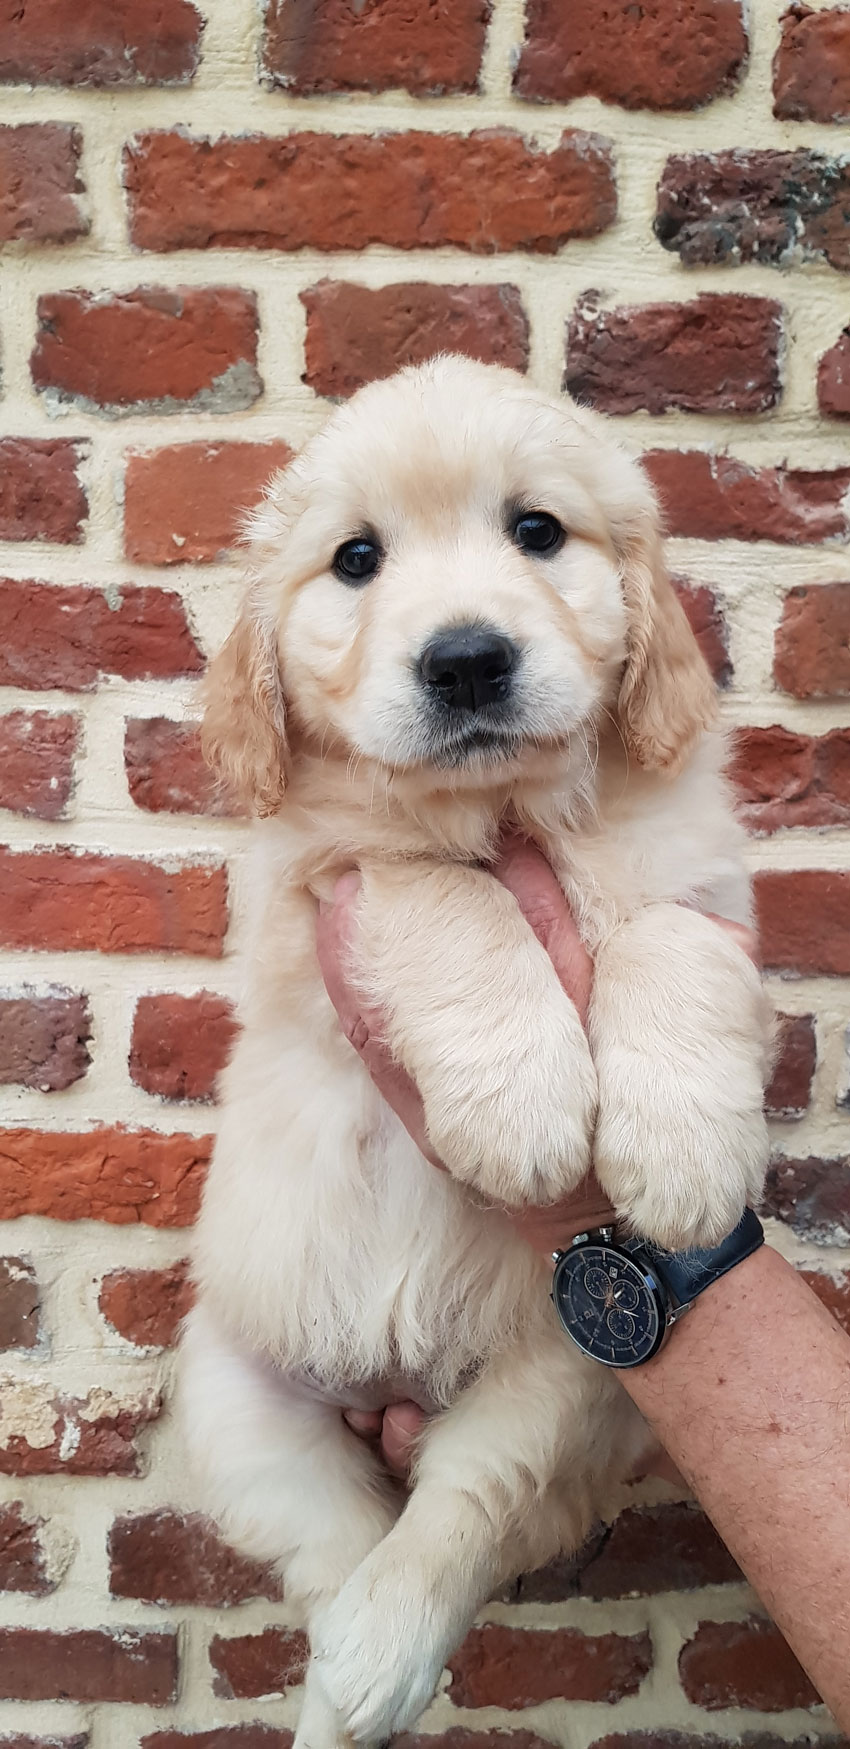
[512,1504,739,1603]
[0,579,203,691]
[801,1268,850,1334]
[0,440,87,544]
[773,2,850,122]
[0,1258,40,1350]
[110,1510,280,1606]
[125,719,240,818]
[763,1155,850,1246]
[775,583,850,698]
[656,150,850,271]
[0,991,91,1091]
[0,1502,53,1594]
[0,0,203,87]
[125,130,617,255]
[0,1627,176,1703]
[566,294,782,415]
[733,727,850,832]
[99,1260,193,1348]
[210,1627,307,1698]
[448,1623,652,1707]
[397,1736,556,1749]
[514,0,747,108]
[0,1735,89,1748]
[0,1129,211,1226]
[765,1014,817,1119]
[588,1736,839,1749]
[819,329,850,419]
[0,1377,159,1475]
[755,869,850,977]
[0,712,79,820]
[142,1731,292,1748]
[0,849,227,956]
[262,0,488,94]
[679,1617,820,1710]
[302,281,529,399]
[674,581,731,685]
[130,992,237,1101]
[642,450,850,544]
[124,441,292,565]
[32,288,260,417]
[0,123,86,244]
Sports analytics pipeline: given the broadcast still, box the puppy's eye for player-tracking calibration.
[332,537,382,585]
[512,512,566,557]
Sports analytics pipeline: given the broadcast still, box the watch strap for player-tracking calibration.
[641,1207,765,1313]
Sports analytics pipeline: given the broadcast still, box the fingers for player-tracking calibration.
[705,913,760,967]
[380,1402,426,1478]
[494,838,594,1026]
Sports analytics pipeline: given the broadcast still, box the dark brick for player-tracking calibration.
[448,1623,652,1707]
[0,1502,53,1594]
[0,440,87,544]
[567,294,782,416]
[819,329,850,419]
[656,150,850,271]
[0,992,91,1091]
[0,1257,40,1350]
[513,1503,739,1602]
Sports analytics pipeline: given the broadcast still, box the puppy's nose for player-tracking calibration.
[418,626,517,712]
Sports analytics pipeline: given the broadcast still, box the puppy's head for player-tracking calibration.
[203,358,716,815]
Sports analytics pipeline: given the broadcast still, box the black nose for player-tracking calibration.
[418,626,517,712]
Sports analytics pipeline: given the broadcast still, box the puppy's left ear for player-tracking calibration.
[616,509,717,775]
[202,589,288,818]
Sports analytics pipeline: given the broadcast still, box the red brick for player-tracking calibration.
[674,581,731,685]
[130,992,237,1101]
[0,991,91,1091]
[801,1268,850,1334]
[819,329,850,419]
[397,1736,556,1749]
[679,1617,820,1710]
[210,1627,307,1698]
[656,150,850,271]
[0,1502,53,1594]
[0,1379,160,1476]
[775,583,850,698]
[514,0,747,108]
[0,0,203,86]
[755,870,850,977]
[448,1623,652,1707]
[0,1735,89,1748]
[0,712,79,820]
[732,726,850,832]
[588,1736,839,1749]
[0,849,226,956]
[125,718,240,818]
[302,280,529,400]
[566,294,782,416]
[0,440,87,544]
[124,441,292,565]
[518,1504,739,1602]
[765,1014,817,1119]
[142,1731,292,1748]
[0,1626,176,1703]
[642,450,850,544]
[125,129,617,255]
[263,0,488,94]
[99,1260,193,1348]
[763,1155,850,1246]
[0,579,203,691]
[0,123,86,244]
[32,288,260,416]
[773,3,850,122]
[0,1258,40,1350]
[110,1510,280,1606]
[0,1128,211,1226]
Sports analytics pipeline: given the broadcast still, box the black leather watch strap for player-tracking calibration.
[641,1207,765,1313]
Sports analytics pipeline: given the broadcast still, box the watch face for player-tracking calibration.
[553,1241,666,1367]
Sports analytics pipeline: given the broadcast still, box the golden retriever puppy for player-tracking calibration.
[181,357,771,1749]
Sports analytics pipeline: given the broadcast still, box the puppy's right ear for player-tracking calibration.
[202,592,287,818]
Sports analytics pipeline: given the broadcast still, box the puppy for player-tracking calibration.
[181,357,771,1749]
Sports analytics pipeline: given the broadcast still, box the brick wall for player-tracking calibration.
[0,0,849,1742]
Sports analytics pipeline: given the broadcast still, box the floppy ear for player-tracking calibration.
[616,514,718,775]
[202,592,288,818]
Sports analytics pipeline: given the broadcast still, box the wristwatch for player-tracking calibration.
[551,1207,764,1368]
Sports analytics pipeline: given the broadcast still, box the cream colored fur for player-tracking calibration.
[183,359,772,1749]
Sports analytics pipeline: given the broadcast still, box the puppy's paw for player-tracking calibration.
[424,1003,597,1206]
[312,1552,449,1744]
[594,1052,768,1250]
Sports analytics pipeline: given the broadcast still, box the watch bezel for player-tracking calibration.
[552,1235,669,1369]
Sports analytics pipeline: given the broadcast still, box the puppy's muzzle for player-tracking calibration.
[418,625,517,714]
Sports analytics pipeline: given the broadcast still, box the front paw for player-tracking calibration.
[423,1003,597,1206]
[312,1553,448,1744]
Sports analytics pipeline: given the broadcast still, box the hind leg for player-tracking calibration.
[179,1304,401,1749]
